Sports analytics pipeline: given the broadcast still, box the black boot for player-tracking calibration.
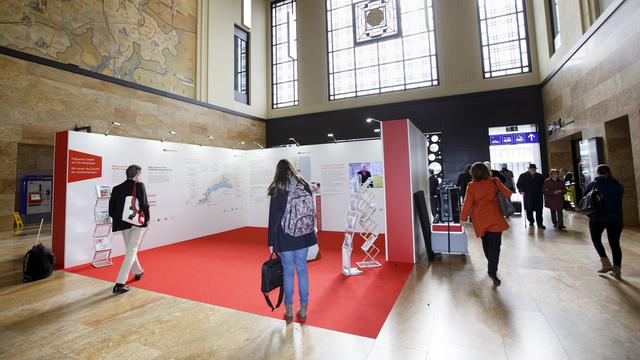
[113,283,130,294]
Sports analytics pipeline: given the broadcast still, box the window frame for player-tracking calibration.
[324,0,440,101]
[271,0,299,109]
[476,0,533,79]
[548,0,561,52]
[234,25,250,105]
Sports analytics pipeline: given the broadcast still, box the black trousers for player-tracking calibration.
[481,232,502,276]
[526,208,544,226]
[550,209,564,227]
[589,221,623,267]
[430,196,439,218]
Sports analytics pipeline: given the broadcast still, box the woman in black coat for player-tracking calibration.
[584,165,624,279]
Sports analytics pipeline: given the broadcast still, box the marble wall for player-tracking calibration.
[0,54,265,231]
[542,0,640,225]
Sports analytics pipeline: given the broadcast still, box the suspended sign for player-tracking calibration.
[489,132,538,146]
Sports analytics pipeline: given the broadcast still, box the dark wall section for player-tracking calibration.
[267,85,547,181]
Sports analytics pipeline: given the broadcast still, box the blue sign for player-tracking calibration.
[489,132,539,145]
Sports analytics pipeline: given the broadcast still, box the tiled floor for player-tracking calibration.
[1,211,639,359]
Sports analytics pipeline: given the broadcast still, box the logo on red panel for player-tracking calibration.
[68,150,102,183]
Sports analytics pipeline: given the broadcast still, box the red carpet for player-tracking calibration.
[65,228,413,338]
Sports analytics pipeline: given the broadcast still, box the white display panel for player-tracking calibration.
[245,141,385,232]
[63,132,385,267]
[65,132,246,268]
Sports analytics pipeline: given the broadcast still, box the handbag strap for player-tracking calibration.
[130,182,137,209]
[263,286,284,312]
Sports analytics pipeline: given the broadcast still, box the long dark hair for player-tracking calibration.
[267,159,308,197]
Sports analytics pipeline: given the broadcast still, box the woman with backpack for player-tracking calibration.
[267,159,317,323]
[460,162,512,287]
[584,165,625,279]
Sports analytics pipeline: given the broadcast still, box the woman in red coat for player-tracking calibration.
[543,169,567,229]
[460,162,512,286]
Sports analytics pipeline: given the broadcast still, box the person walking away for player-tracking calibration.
[460,162,512,287]
[543,169,567,229]
[484,161,506,184]
[456,164,472,201]
[108,165,150,294]
[268,159,318,322]
[517,164,546,229]
[428,169,440,218]
[500,165,515,192]
[584,165,624,279]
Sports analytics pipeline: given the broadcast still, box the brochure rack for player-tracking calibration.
[93,185,113,267]
[342,175,381,276]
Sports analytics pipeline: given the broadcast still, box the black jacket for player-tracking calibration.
[429,176,439,197]
[268,186,318,253]
[491,170,507,184]
[108,179,150,232]
[585,176,624,224]
[517,172,545,210]
[456,172,472,197]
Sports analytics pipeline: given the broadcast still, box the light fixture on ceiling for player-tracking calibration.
[252,141,264,150]
[233,141,246,150]
[105,121,121,136]
[289,137,300,147]
[327,133,337,144]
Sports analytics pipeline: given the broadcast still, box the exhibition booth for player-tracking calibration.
[52,118,431,338]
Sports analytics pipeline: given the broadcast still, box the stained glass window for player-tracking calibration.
[271,0,299,108]
[326,0,438,100]
[477,0,531,78]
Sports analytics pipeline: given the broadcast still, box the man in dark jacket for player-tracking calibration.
[517,164,545,229]
[108,164,150,294]
[428,169,439,218]
[456,164,472,200]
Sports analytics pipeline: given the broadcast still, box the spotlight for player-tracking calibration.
[327,133,337,144]
[207,135,214,140]
[160,137,165,143]
[366,117,381,124]
[289,137,300,147]
[252,142,264,150]
[374,128,381,133]
[105,121,121,136]
[168,130,176,135]
[233,141,246,150]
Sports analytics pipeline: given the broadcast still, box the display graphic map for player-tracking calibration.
[0,0,196,98]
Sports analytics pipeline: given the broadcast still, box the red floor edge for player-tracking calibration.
[65,227,413,338]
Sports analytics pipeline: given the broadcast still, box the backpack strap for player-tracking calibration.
[263,286,284,312]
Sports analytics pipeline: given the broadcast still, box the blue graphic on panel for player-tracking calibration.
[489,132,539,145]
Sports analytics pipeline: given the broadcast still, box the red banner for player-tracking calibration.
[68,150,102,183]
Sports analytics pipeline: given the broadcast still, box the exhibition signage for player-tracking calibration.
[68,150,102,182]
[488,132,538,146]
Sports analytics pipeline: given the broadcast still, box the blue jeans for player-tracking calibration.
[279,247,309,306]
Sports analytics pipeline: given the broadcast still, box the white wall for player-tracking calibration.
[63,132,384,267]
[408,121,428,261]
[65,132,247,267]
[245,140,385,232]
[197,0,268,118]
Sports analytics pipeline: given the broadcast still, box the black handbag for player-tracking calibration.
[261,252,284,311]
[579,187,604,215]
[492,178,516,218]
